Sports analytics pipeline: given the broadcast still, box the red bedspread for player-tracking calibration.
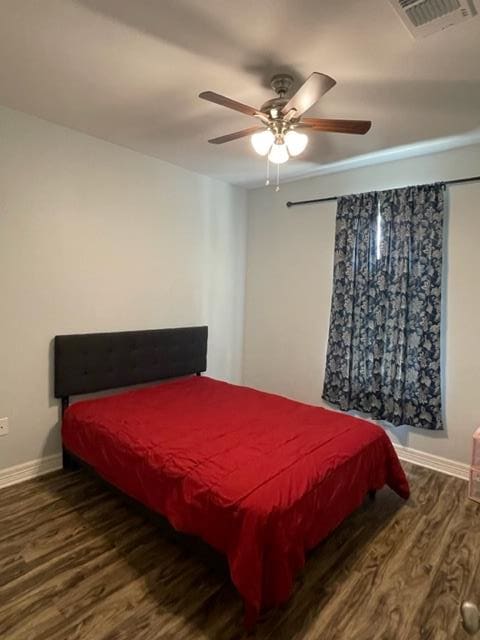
[62,376,409,627]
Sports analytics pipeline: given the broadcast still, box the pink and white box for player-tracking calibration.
[469,426,480,503]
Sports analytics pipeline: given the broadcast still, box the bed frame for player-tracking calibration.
[54,325,208,468]
[54,324,378,628]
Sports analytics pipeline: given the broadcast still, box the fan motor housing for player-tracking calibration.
[260,74,296,117]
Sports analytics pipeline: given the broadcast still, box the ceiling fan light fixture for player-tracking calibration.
[251,129,275,156]
[285,130,308,156]
[200,72,371,185]
[268,141,289,164]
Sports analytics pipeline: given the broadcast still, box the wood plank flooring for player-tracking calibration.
[0,463,478,639]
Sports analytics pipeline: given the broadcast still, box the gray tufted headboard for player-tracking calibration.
[54,326,208,406]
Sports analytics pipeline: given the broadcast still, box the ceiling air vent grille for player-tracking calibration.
[389,0,478,37]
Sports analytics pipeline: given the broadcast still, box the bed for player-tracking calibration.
[55,326,410,628]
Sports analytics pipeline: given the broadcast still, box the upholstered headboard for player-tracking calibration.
[54,326,208,401]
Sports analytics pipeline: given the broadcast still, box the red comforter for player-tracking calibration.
[62,376,409,627]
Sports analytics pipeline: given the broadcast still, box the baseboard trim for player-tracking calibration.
[0,453,63,489]
[393,443,470,481]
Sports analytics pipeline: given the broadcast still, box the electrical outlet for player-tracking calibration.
[0,417,8,436]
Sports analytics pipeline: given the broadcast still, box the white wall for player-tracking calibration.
[0,106,247,470]
[243,143,480,465]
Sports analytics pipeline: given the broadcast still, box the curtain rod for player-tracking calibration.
[285,175,480,208]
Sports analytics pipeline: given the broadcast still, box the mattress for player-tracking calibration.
[62,375,410,627]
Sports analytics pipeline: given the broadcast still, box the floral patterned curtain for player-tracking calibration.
[322,183,445,430]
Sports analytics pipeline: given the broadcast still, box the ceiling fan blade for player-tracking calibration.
[199,91,262,118]
[299,118,372,134]
[208,126,265,144]
[282,73,336,117]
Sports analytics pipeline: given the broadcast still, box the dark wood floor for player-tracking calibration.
[0,462,478,640]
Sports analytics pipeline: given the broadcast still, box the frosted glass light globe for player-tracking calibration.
[268,142,289,164]
[251,130,275,156]
[285,130,308,156]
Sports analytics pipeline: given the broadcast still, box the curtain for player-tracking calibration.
[322,183,445,430]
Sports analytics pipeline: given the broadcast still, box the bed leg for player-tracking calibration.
[63,447,80,472]
[368,490,377,501]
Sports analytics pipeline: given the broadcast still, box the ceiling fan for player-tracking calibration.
[199,72,372,165]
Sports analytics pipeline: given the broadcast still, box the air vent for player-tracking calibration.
[389,0,478,37]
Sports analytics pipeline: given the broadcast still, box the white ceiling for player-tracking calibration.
[0,0,479,186]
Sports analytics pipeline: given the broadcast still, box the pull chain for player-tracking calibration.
[265,156,270,186]
[275,163,280,192]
